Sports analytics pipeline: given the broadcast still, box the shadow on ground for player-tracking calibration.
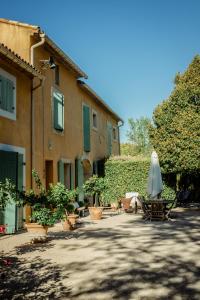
[1,209,200,299]
[0,254,71,299]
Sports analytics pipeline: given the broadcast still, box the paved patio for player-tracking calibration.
[0,208,200,300]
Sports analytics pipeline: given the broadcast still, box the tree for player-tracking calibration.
[150,55,200,174]
[126,117,152,154]
[120,143,138,156]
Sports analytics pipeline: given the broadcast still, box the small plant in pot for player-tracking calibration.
[83,175,106,220]
[48,183,77,230]
[23,170,56,239]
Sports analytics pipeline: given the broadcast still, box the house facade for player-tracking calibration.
[0,43,43,233]
[0,19,123,231]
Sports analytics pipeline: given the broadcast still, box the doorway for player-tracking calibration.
[45,160,53,190]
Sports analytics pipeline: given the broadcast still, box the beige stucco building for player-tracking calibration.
[0,18,123,231]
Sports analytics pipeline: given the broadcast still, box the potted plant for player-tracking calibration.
[23,170,56,237]
[48,183,77,230]
[83,175,106,220]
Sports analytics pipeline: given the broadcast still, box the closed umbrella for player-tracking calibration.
[147,151,163,199]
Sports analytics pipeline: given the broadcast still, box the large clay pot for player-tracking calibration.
[25,223,48,235]
[62,219,72,231]
[88,207,103,220]
[68,214,79,227]
[121,198,132,210]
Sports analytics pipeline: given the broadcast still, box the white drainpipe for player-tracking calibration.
[30,33,45,186]
[30,32,45,66]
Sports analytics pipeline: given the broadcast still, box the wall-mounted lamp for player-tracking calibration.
[40,56,56,70]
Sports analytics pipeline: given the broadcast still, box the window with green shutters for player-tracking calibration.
[53,89,64,131]
[83,104,91,152]
[0,68,16,120]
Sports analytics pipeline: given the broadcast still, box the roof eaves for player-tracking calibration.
[45,35,88,79]
[0,43,43,79]
[0,18,39,30]
[77,80,123,122]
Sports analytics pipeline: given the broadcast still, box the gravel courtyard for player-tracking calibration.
[1,209,200,300]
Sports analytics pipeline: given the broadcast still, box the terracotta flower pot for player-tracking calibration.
[121,198,132,210]
[62,219,72,231]
[25,223,48,243]
[88,207,103,220]
[68,214,79,227]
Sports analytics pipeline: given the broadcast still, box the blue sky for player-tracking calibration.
[1,0,200,141]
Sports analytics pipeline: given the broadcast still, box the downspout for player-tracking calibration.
[30,33,45,187]
[117,120,124,156]
[30,32,45,66]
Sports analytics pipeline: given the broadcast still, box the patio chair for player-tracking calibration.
[137,197,151,220]
[165,196,178,219]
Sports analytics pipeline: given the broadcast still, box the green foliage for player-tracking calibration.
[150,55,200,173]
[126,117,152,154]
[102,157,175,203]
[83,175,106,206]
[0,179,17,209]
[48,183,76,208]
[120,143,139,156]
[31,206,56,226]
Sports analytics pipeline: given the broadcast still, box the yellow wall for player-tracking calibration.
[0,20,121,188]
[0,58,32,190]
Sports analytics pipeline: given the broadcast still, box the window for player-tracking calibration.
[0,68,16,120]
[55,65,59,86]
[113,126,118,141]
[53,89,64,132]
[92,110,98,130]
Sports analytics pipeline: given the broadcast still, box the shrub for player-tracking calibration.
[103,156,175,203]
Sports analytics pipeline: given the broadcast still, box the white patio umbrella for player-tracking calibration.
[147,151,163,199]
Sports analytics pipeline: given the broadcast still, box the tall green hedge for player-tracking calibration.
[103,156,175,203]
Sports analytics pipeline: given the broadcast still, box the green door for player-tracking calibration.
[0,150,18,234]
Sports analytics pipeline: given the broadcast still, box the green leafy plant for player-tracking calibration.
[0,179,17,209]
[83,175,106,206]
[31,206,56,226]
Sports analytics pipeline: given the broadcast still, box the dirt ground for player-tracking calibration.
[0,208,200,300]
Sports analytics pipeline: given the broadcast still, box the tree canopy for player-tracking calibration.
[126,117,152,155]
[150,55,200,174]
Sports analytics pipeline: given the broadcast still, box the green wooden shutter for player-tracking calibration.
[0,76,14,113]
[83,105,91,152]
[70,163,74,189]
[6,78,14,113]
[107,122,112,156]
[75,158,84,201]
[16,153,24,230]
[54,91,64,131]
[0,150,18,234]
[58,160,64,184]
[0,75,6,110]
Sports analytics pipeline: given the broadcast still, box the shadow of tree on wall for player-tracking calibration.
[1,209,200,299]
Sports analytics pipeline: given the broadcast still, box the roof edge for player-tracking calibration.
[0,18,39,30]
[0,43,43,79]
[77,80,123,122]
[45,35,88,79]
